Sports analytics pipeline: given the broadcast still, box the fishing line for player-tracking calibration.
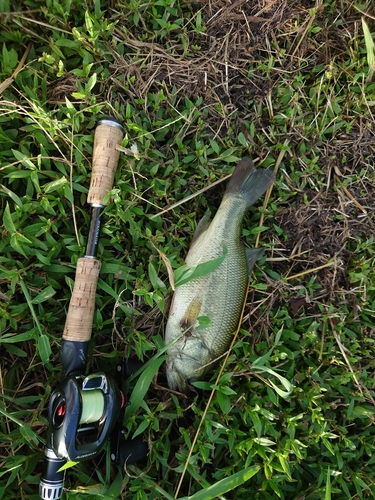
[79,391,105,424]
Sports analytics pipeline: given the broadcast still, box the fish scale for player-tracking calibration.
[164,158,275,393]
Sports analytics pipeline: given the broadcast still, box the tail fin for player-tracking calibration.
[225,157,275,207]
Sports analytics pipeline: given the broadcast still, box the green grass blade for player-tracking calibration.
[19,278,50,363]
[325,467,331,500]
[124,354,168,426]
[178,465,260,500]
[362,17,375,69]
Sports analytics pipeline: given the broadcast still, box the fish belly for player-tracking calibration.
[165,237,248,365]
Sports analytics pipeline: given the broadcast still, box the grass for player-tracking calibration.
[0,0,375,499]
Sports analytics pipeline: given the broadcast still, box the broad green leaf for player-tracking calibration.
[252,364,293,398]
[3,202,16,233]
[100,263,133,276]
[217,390,231,414]
[44,264,72,274]
[0,330,38,343]
[174,246,227,287]
[222,155,239,163]
[38,334,52,364]
[85,72,97,93]
[277,453,292,480]
[10,233,29,257]
[63,183,74,203]
[248,225,270,234]
[4,171,32,179]
[19,279,45,338]
[35,249,51,265]
[253,437,276,446]
[350,405,375,419]
[20,423,39,445]
[0,184,23,208]
[252,327,283,367]
[42,177,68,193]
[0,407,40,444]
[105,470,124,497]
[191,380,212,390]
[325,466,331,500]
[148,261,159,289]
[14,232,32,244]
[250,411,262,437]
[31,285,56,304]
[12,149,36,169]
[132,416,151,439]
[179,465,260,500]
[219,385,236,396]
[57,460,79,472]
[70,484,105,495]
[362,18,375,69]
[124,355,168,426]
[97,278,141,316]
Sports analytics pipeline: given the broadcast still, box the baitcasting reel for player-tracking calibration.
[40,362,147,500]
[48,373,122,462]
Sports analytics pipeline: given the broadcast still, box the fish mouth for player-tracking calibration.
[165,336,215,392]
[166,355,203,393]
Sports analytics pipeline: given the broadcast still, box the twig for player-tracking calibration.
[255,137,290,248]
[339,184,368,214]
[150,173,232,219]
[329,318,364,398]
[0,42,32,95]
[68,126,80,246]
[285,260,336,281]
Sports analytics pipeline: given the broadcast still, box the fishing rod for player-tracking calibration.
[39,118,146,500]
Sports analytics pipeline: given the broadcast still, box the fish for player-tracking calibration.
[164,157,275,393]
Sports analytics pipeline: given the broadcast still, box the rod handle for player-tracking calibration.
[62,257,101,342]
[88,118,124,206]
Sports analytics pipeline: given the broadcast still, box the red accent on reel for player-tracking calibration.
[120,391,125,408]
[57,403,66,417]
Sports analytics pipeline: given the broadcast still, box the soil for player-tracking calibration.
[274,187,374,299]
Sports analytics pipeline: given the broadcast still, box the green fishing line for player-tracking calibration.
[79,390,105,424]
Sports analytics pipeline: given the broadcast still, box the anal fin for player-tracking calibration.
[245,247,265,274]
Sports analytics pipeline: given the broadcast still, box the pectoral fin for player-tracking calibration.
[245,247,265,274]
[180,296,202,331]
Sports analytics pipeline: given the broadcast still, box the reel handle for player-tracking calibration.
[63,118,124,344]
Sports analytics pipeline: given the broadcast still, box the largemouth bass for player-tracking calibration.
[164,157,275,393]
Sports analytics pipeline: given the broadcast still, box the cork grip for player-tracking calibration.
[63,258,101,341]
[63,119,124,342]
[88,121,124,205]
